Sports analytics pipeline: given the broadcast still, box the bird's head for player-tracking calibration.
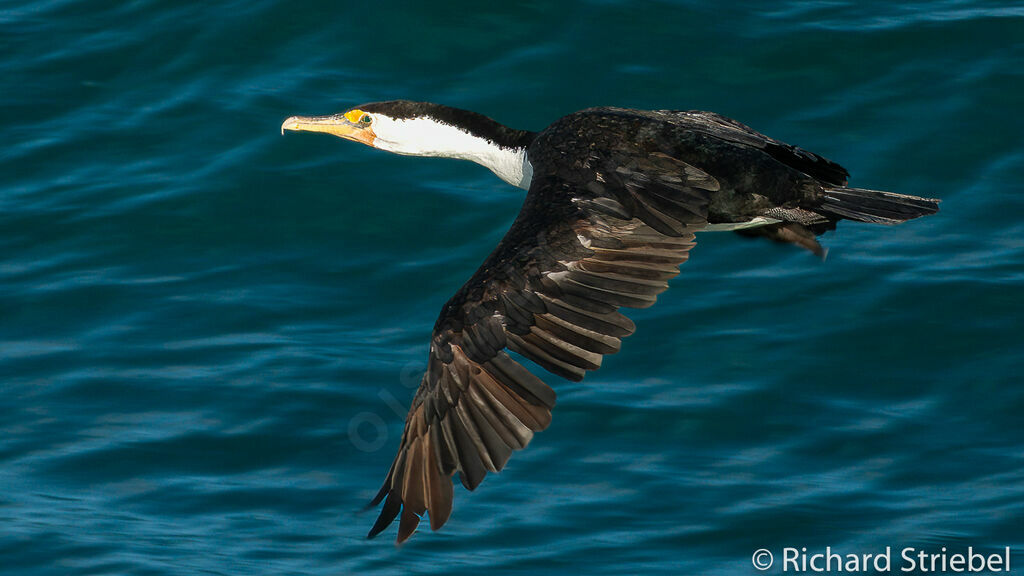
[283,100,533,154]
[281,100,480,157]
[282,100,537,188]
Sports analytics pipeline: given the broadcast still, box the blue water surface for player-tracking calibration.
[2,1,1023,574]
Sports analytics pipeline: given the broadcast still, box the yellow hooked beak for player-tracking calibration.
[280,112,376,147]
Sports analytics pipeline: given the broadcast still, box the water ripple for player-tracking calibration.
[2,0,1022,574]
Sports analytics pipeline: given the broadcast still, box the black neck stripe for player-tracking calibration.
[359,100,537,150]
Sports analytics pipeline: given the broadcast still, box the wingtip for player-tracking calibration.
[366,490,402,540]
[366,517,391,540]
[364,489,424,545]
[397,507,422,544]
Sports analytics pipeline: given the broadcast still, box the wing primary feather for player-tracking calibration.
[534,313,621,355]
[539,294,636,337]
[539,274,619,314]
[444,409,488,490]
[401,438,427,514]
[589,246,691,265]
[471,374,534,446]
[437,409,463,472]
[525,327,604,369]
[397,506,421,543]
[506,332,589,381]
[578,258,679,281]
[430,412,458,473]
[556,275,659,309]
[567,267,670,294]
[424,427,453,530]
[466,381,528,450]
[629,193,689,236]
[476,368,550,430]
[367,461,396,508]
[553,290,620,315]
[506,290,546,314]
[485,354,557,408]
[452,398,500,472]
[367,490,402,539]
[462,389,514,470]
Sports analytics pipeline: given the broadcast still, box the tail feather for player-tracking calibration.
[821,187,940,225]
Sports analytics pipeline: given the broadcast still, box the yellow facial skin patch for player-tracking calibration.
[344,109,368,123]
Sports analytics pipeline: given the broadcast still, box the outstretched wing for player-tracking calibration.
[367,136,720,544]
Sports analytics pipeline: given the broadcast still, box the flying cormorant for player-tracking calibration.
[281,101,939,543]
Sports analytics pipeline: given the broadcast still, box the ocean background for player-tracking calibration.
[2,1,1023,574]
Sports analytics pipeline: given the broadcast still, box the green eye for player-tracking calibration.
[360,114,372,124]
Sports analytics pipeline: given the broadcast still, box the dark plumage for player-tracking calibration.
[281,101,940,543]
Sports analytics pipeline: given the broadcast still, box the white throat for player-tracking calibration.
[371,116,534,189]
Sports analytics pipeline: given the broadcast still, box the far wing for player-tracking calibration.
[658,109,850,186]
